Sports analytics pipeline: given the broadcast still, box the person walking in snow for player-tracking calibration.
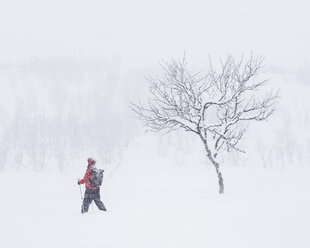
[78,158,107,213]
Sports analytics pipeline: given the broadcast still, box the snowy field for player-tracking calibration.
[1,157,309,248]
[1,1,310,247]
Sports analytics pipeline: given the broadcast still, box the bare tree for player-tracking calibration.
[131,54,278,194]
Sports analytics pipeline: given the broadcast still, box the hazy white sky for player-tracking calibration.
[0,0,309,71]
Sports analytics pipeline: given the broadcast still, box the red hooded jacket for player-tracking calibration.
[79,165,99,190]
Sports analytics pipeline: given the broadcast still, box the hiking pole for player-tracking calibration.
[78,179,83,200]
[78,178,84,213]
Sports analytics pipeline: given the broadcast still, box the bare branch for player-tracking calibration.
[132,53,278,157]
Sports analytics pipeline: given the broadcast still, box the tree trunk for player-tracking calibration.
[211,159,224,194]
[200,136,224,194]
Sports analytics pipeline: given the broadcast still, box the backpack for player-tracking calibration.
[90,168,104,187]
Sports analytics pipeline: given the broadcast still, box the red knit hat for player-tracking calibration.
[87,158,96,166]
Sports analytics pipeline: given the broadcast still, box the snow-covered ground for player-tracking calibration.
[1,1,310,247]
[1,148,309,248]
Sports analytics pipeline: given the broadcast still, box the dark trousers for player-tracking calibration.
[82,188,107,213]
